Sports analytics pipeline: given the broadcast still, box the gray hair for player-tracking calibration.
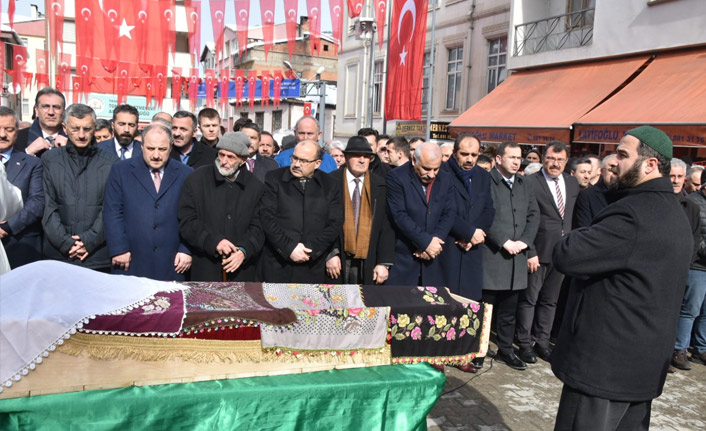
[439,142,454,149]
[670,158,687,173]
[601,154,617,169]
[326,140,345,153]
[524,162,543,176]
[63,103,96,124]
[414,141,441,161]
[294,115,320,134]
[142,123,173,145]
[0,106,20,128]
[687,165,704,177]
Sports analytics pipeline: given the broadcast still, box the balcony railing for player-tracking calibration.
[514,8,594,56]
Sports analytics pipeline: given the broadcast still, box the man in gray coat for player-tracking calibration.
[478,142,539,370]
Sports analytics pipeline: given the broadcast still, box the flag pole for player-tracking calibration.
[382,0,393,135]
[425,0,438,141]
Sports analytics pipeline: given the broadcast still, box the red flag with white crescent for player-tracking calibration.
[10,44,28,94]
[329,0,344,53]
[385,0,428,120]
[375,0,387,49]
[235,69,245,108]
[8,0,15,29]
[347,0,364,18]
[72,76,81,104]
[259,0,276,60]
[234,0,251,59]
[99,0,122,72]
[188,68,200,112]
[58,52,72,92]
[35,49,50,88]
[76,55,92,103]
[219,69,230,113]
[261,70,271,107]
[116,62,131,105]
[172,67,183,110]
[47,0,64,54]
[205,69,216,108]
[184,1,202,64]
[273,70,283,108]
[209,0,227,63]
[306,0,322,55]
[160,0,177,62]
[247,70,257,109]
[283,0,299,59]
[75,0,97,59]
[153,65,168,109]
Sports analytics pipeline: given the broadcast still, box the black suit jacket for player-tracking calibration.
[529,170,579,262]
[97,139,143,159]
[15,119,68,157]
[251,155,279,183]
[572,177,609,229]
[170,140,217,169]
[327,167,395,285]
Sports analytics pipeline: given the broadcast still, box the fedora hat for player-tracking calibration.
[343,136,375,155]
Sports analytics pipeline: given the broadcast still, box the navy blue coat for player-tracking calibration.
[103,157,192,281]
[15,119,68,157]
[386,162,456,287]
[440,163,495,300]
[97,139,143,160]
[2,150,44,268]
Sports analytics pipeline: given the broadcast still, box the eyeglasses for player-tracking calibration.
[291,155,319,165]
[545,156,567,164]
[38,104,64,111]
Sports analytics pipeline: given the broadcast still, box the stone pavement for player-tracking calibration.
[427,343,706,431]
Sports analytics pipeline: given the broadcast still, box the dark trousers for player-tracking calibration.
[481,289,521,356]
[516,263,565,349]
[344,256,364,285]
[555,385,651,431]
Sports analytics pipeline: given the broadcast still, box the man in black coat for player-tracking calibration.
[516,141,579,364]
[325,136,394,285]
[259,140,343,283]
[552,126,693,430]
[15,87,68,157]
[179,132,265,282]
[572,154,618,229]
[169,111,217,169]
[240,121,279,183]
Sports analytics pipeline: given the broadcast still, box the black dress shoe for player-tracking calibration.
[518,347,537,364]
[534,345,553,362]
[496,351,527,370]
[472,357,485,369]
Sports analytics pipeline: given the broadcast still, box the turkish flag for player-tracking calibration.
[75,0,97,59]
[234,0,251,59]
[260,0,276,60]
[375,0,388,49]
[57,53,72,94]
[307,0,322,55]
[205,69,216,108]
[172,67,183,110]
[385,0,429,120]
[303,103,312,116]
[188,68,200,112]
[161,0,177,62]
[283,0,299,59]
[72,76,81,104]
[153,65,168,109]
[219,69,231,113]
[35,49,50,89]
[184,1,202,64]
[329,0,344,53]
[10,44,28,94]
[76,55,93,104]
[247,70,257,109]
[261,70,271,107]
[209,0,227,63]
[47,0,65,54]
[273,71,283,108]
[235,69,245,108]
[347,0,364,18]
[8,0,15,29]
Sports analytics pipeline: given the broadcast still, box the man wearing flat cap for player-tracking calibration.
[551,126,693,430]
[104,123,193,280]
[178,132,265,281]
[325,136,395,284]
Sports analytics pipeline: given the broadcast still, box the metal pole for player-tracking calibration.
[317,73,326,144]
[382,1,393,135]
[45,9,55,88]
[425,0,438,141]
[365,1,376,128]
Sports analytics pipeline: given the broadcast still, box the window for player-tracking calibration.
[240,112,250,120]
[272,110,282,131]
[21,99,30,116]
[421,52,431,112]
[345,63,359,117]
[445,47,463,111]
[373,60,384,115]
[487,38,507,94]
[567,0,595,27]
[255,112,264,129]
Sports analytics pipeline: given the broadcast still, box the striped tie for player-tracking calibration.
[554,177,565,219]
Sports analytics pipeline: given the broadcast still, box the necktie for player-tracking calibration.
[352,178,361,232]
[46,136,55,148]
[120,147,127,160]
[247,158,255,172]
[152,169,161,193]
[553,177,565,219]
[507,178,513,189]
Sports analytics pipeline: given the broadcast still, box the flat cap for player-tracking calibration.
[217,132,250,157]
[625,126,673,160]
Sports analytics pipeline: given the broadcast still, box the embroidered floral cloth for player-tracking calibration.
[361,285,491,364]
[260,283,389,352]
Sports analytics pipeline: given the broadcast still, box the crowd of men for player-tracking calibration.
[1,87,704,430]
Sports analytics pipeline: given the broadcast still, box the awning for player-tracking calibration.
[574,48,706,147]
[449,56,650,145]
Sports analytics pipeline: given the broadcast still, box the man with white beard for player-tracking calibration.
[178,132,265,281]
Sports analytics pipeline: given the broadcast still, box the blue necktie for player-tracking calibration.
[120,147,127,160]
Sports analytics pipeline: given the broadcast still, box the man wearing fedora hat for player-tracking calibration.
[325,136,394,284]
[178,132,265,281]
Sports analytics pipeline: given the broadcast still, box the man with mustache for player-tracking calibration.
[169,111,217,169]
[386,141,456,287]
[98,104,141,160]
[178,132,265,282]
[551,126,692,430]
[42,104,118,271]
[260,140,343,282]
[103,123,192,280]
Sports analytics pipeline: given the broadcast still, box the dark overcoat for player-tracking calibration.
[327,167,395,285]
[169,140,217,169]
[259,167,343,283]
[97,139,143,159]
[42,143,118,269]
[482,169,539,292]
[15,119,68,157]
[551,177,692,402]
[103,157,192,280]
[3,150,44,268]
[386,162,456,287]
[178,164,265,282]
[572,177,609,229]
[439,163,495,300]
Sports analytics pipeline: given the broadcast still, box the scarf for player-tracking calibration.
[343,173,373,259]
[448,155,476,198]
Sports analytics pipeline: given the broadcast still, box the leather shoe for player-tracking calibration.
[453,363,478,373]
[534,345,553,362]
[518,347,536,364]
[496,351,527,371]
[472,357,485,369]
